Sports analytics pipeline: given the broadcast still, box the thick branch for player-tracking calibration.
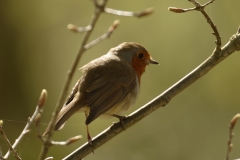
[63,29,240,160]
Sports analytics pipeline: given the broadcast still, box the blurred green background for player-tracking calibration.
[1,0,240,159]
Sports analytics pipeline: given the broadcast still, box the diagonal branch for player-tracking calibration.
[0,124,22,160]
[84,20,120,50]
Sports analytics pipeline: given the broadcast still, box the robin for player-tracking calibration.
[43,42,158,142]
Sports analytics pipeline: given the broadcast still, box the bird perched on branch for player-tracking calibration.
[43,42,158,142]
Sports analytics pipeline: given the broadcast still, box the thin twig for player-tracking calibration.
[35,113,45,143]
[51,135,82,146]
[67,5,153,33]
[168,7,196,13]
[169,0,221,52]
[84,20,120,50]
[0,125,22,160]
[104,7,153,17]
[202,0,215,7]
[4,89,47,159]
[67,24,92,33]
[188,0,221,52]
[225,113,240,160]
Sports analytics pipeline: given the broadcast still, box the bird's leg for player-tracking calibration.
[85,124,95,154]
[86,124,92,144]
[112,114,127,130]
[85,112,92,144]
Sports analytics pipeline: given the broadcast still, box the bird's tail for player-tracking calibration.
[42,96,82,136]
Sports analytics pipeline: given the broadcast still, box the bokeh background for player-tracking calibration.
[1,0,240,159]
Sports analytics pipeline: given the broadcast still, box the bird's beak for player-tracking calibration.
[148,58,159,65]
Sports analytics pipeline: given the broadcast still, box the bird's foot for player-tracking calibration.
[87,134,95,154]
[112,114,128,130]
[87,133,93,145]
[86,125,95,153]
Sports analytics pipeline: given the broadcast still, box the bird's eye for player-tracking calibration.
[138,53,144,59]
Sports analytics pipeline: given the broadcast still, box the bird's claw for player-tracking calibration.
[87,135,95,154]
[112,114,127,130]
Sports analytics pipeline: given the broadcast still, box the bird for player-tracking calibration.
[43,42,158,142]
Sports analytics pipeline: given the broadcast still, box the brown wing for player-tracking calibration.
[65,79,80,106]
[54,79,83,130]
[79,55,137,125]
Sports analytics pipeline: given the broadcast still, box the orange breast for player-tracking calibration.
[131,57,146,84]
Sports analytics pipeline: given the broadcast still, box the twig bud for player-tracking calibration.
[67,24,78,32]
[38,89,47,109]
[168,7,185,13]
[230,143,233,150]
[0,120,3,127]
[66,135,83,145]
[68,24,92,33]
[108,20,120,32]
[229,113,240,130]
[23,129,30,135]
[135,8,154,17]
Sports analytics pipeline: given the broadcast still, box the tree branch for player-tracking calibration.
[169,0,221,51]
[84,20,120,50]
[0,124,22,160]
[104,7,153,17]
[3,89,47,159]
